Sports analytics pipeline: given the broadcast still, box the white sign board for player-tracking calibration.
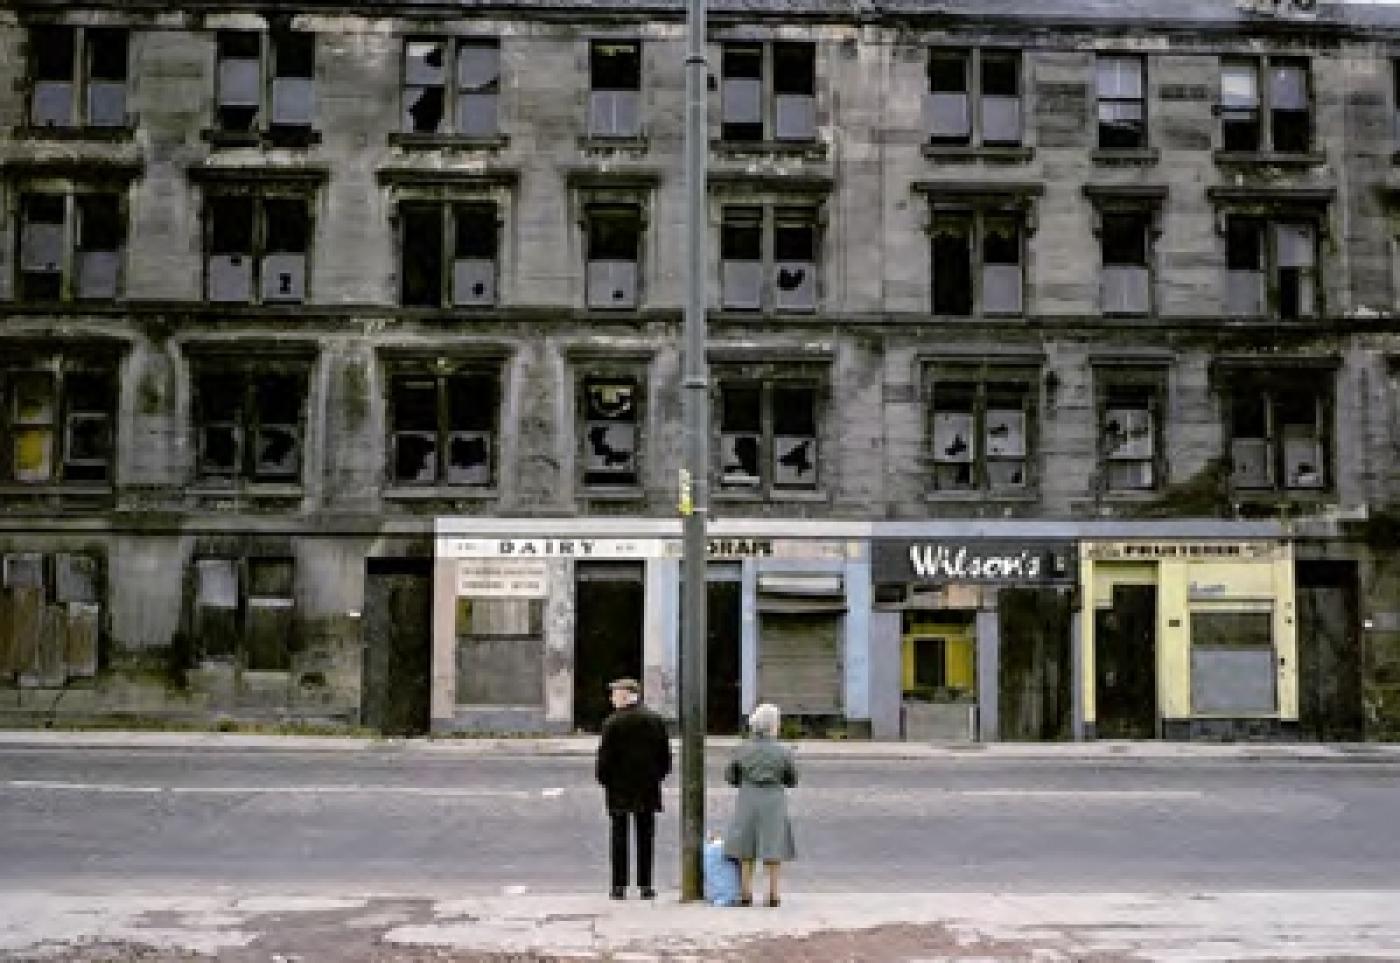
[456,558,549,597]
[442,537,669,560]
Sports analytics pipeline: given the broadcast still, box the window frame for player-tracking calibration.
[1218,55,1312,156]
[15,186,128,303]
[401,36,501,138]
[396,199,502,308]
[385,361,501,489]
[1222,371,1332,494]
[578,373,644,491]
[201,185,315,305]
[588,38,643,139]
[26,24,130,131]
[928,205,1027,318]
[0,355,116,488]
[925,47,1023,148]
[714,375,824,497]
[719,203,821,313]
[191,361,310,486]
[212,29,319,143]
[192,554,297,671]
[1221,212,1320,320]
[926,366,1038,495]
[1094,367,1167,494]
[719,40,817,144]
[1095,54,1147,152]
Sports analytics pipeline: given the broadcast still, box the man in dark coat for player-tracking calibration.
[595,677,671,900]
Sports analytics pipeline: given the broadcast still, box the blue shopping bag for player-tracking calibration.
[703,836,742,906]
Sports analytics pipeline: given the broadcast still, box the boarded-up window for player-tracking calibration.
[1,552,103,686]
[757,609,842,714]
[455,597,544,705]
[1191,610,1276,714]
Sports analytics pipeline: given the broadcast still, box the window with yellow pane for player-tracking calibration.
[3,362,114,485]
[901,612,977,703]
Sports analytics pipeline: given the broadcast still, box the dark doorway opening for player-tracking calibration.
[999,587,1072,741]
[707,575,743,734]
[1297,560,1364,741]
[362,557,433,736]
[573,562,645,733]
[1095,583,1158,739]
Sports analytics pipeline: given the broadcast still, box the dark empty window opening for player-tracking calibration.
[205,193,310,304]
[1099,211,1152,316]
[1097,56,1145,151]
[195,367,306,484]
[217,31,262,132]
[585,206,642,309]
[390,370,497,486]
[930,375,1033,492]
[932,212,973,316]
[721,44,763,142]
[582,378,640,487]
[400,203,444,307]
[717,379,820,494]
[592,41,640,91]
[927,51,971,145]
[931,208,1024,317]
[913,637,948,689]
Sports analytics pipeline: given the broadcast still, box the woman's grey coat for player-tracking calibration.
[722,735,797,862]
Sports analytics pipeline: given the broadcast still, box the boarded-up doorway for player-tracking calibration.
[573,562,645,733]
[999,587,1072,741]
[1297,560,1364,741]
[362,558,432,736]
[1095,583,1157,739]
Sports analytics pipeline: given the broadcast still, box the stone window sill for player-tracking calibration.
[383,485,498,501]
[189,483,303,498]
[1091,148,1160,166]
[0,483,113,497]
[922,143,1033,163]
[16,124,135,142]
[581,487,645,501]
[1214,150,1326,168]
[712,139,828,161]
[923,490,1039,504]
[389,132,510,151]
[579,135,648,153]
[714,488,827,503]
[202,128,323,149]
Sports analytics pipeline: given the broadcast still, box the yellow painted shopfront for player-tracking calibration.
[1079,540,1296,740]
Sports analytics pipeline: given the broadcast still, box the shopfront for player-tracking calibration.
[871,538,1076,742]
[1079,539,1298,740]
[432,519,867,735]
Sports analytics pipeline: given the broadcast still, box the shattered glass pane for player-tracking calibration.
[986,459,1026,488]
[583,422,636,474]
[459,41,500,92]
[720,384,762,433]
[394,432,438,483]
[405,85,445,132]
[985,407,1026,458]
[721,432,761,484]
[406,40,446,86]
[446,431,492,485]
[933,412,975,464]
[254,426,300,477]
[1104,406,1153,460]
[200,424,241,474]
[448,374,495,431]
[773,435,818,487]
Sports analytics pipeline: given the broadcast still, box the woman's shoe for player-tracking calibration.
[766,896,780,907]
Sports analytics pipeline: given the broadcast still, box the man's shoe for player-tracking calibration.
[610,886,626,900]
[640,887,656,900]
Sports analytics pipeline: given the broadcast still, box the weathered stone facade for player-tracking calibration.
[1,0,1398,738]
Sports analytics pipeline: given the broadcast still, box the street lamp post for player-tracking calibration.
[679,0,709,904]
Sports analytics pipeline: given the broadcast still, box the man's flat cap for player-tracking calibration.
[608,677,641,693]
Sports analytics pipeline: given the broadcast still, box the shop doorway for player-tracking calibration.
[707,575,743,734]
[900,611,978,741]
[1095,583,1158,739]
[1000,587,1072,741]
[362,558,433,736]
[573,562,645,732]
[1297,561,1364,741]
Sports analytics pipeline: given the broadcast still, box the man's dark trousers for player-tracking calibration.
[609,809,655,889]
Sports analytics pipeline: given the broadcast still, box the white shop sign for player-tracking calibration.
[456,559,549,597]
[442,537,669,559]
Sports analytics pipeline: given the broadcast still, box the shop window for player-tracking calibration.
[204,191,311,304]
[926,48,1021,147]
[1100,212,1152,315]
[929,374,1034,492]
[581,377,640,488]
[913,637,947,689]
[585,205,641,309]
[1225,216,1316,319]
[215,30,317,137]
[590,40,641,138]
[1227,379,1329,492]
[1191,609,1276,715]
[720,205,819,312]
[398,201,499,307]
[1,360,115,485]
[193,365,307,484]
[720,41,815,143]
[388,367,498,487]
[717,380,820,494]
[403,37,500,137]
[17,190,126,302]
[455,597,545,705]
[1220,57,1310,154]
[28,25,128,129]
[1096,55,1146,151]
[194,556,295,671]
[0,552,102,686]
[931,209,1024,316]
[1098,378,1162,492]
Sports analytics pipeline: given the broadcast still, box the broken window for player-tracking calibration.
[721,41,815,142]
[194,366,307,483]
[1099,380,1160,491]
[2,359,115,485]
[389,368,497,486]
[398,201,499,307]
[1220,57,1311,154]
[1096,56,1145,151]
[586,205,641,309]
[926,49,1021,147]
[720,205,819,312]
[205,191,311,304]
[1228,379,1328,491]
[193,556,296,669]
[17,190,125,303]
[1224,215,1316,319]
[930,374,1034,492]
[930,208,1024,317]
[1100,212,1152,315]
[718,379,820,494]
[404,38,499,136]
[582,378,639,487]
[28,26,125,128]
[590,40,642,138]
[0,551,104,686]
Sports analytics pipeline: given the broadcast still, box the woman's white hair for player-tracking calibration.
[748,703,781,737]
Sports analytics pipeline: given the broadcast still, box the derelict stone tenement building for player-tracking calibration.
[2,0,1400,741]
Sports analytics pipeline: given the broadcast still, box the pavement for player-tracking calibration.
[5,727,1400,762]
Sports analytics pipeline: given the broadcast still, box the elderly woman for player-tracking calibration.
[723,702,797,907]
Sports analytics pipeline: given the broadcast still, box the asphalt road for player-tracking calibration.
[2,745,1397,896]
